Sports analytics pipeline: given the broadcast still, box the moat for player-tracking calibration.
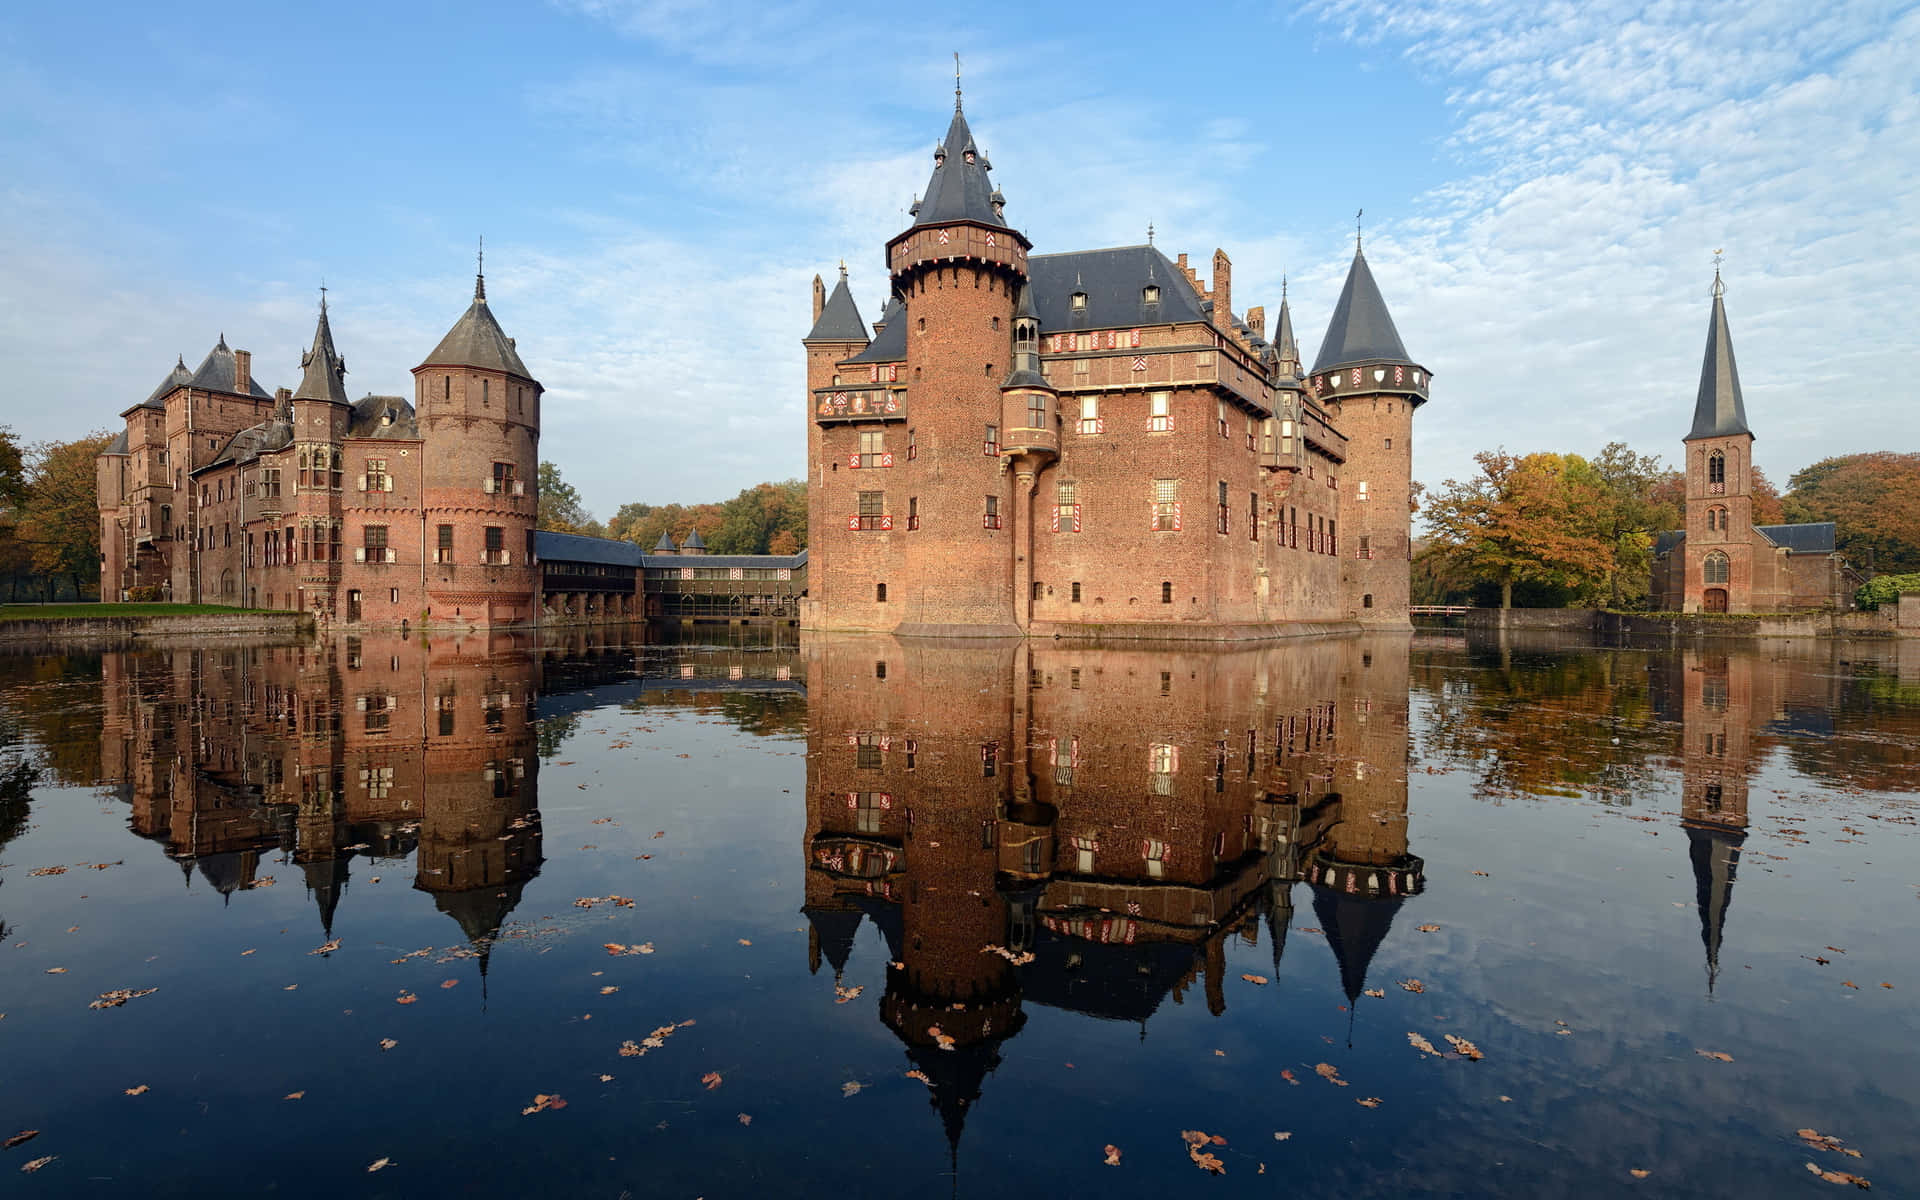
[1,628,1915,1196]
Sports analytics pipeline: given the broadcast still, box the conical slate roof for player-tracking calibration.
[805,270,870,343]
[292,300,351,405]
[1274,292,1301,376]
[420,271,534,379]
[140,356,194,409]
[189,337,274,398]
[301,855,351,938]
[803,904,864,978]
[681,528,706,550]
[1686,275,1751,441]
[1311,885,1403,1004]
[1312,250,1413,373]
[1687,824,1744,995]
[906,106,1006,233]
[652,531,677,552]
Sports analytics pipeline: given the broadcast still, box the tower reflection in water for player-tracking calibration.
[96,631,545,964]
[801,635,1423,1148]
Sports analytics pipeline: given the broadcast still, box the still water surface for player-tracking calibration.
[0,629,1916,1196]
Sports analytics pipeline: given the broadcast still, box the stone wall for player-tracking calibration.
[0,611,310,648]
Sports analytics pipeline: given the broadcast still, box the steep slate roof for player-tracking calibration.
[1274,293,1301,374]
[806,271,870,343]
[197,417,293,472]
[1756,522,1837,554]
[1687,823,1744,996]
[348,394,418,439]
[103,430,130,455]
[844,296,908,364]
[906,106,1007,233]
[1312,249,1414,373]
[682,528,706,550]
[188,337,274,398]
[292,301,352,405]
[653,531,677,551]
[1686,276,1751,441]
[640,551,808,571]
[1311,885,1404,1005]
[1653,529,1686,557]
[419,272,534,379]
[1027,245,1207,330]
[138,357,194,409]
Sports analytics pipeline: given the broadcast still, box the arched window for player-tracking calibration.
[1707,450,1726,489]
[1703,552,1730,584]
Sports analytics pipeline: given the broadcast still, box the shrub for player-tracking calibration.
[1855,572,1920,610]
[127,585,165,602]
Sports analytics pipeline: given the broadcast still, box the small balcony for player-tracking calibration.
[1000,424,1058,459]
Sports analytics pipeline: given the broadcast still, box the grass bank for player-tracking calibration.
[0,603,272,622]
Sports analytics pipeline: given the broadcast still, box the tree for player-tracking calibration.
[1785,452,1920,575]
[17,432,111,600]
[536,461,598,535]
[1589,442,1681,608]
[1748,465,1786,526]
[708,480,806,555]
[1422,449,1616,608]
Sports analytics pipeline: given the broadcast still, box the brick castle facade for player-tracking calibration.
[803,92,1429,637]
[97,264,543,628]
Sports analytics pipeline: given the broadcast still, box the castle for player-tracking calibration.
[97,264,544,627]
[803,90,1427,638]
[1649,271,1859,612]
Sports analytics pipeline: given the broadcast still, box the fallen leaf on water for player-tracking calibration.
[1314,1062,1348,1087]
[1399,979,1426,994]
[1214,1050,1226,1058]
[89,987,159,1009]
[1882,983,1894,989]
[309,939,341,956]
[1694,1050,1734,1063]
[283,985,298,992]
[1805,1161,1873,1188]
[1472,870,1491,877]
[738,1113,752,1126]
[1841,981,1859,990]
[1103,1144,1122,1166]
[927,1024,956,1051]
[240,949,255,956]
[841,1081,864,1097]
[652,831,665,839]
[125,1084,149,1095]
[396,992,418,1005]
[1357,1097,1383,1108]
[600,986,620,996]
[738,939,752,947]
[1280,1069,1298,1085]
[521,1093,567,1115]
[1630,1168,1651,1179]
[1408,1032,1441,1056]
[1416,924,1442,933]
[379,1038,398,1051]
[439,980,458,990]
[1240,973,1269,985]
[4,1131,39,1149]
[1274,1131,1292,1141]
[833,985,863,1004]
[701,1072,723,1091]
[1297,927,1323,934]
[1445,1035,1484,1061]
[1363,988,1385,999]
[1181,1131,1226,1175]
[20,1156,55,1173]
[905,1070,931,1085]
[367,1157,392,1173]
[28,866,66,877]
[44,967,67,975]
[284,1091,305,1100]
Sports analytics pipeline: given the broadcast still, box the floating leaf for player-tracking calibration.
[1694,1050,1734,1063]
[1280,1069,1298,1085]
[379,1038,398,1051]
[20,1156,55,1174]
[701,1072,723,1091]
[905,1070,930,1085]
[285,1091,305,1100]
[367,1157,392,1172]
[833,985,863,1004]
[1363,988,1385,999]
[1630,1168,1651,1179]
[1407,1032,1441,1056]
[4,1131,39,1149]
[1357,1097,1383,1108]
[309,939,341,956]
[1399,979,1426,994]
[737,1113,752,1126]
[1240,973,1269,985]
[89,987,159,1009]
[1314,1062,1348,1087]
[396,992,418,1005]
[43,967,66,975]
[1445,1035,1484,1061]
[1416,924,1442,933]
[841,1081,864,1098]
[1103,1144,1122,1166]
[439,980,458,990]
[124,1084,149,1095]
[520,1093,567,1115]
[1806,1162,1873,1188]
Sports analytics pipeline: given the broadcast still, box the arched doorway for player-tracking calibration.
[1703,588,1729,613]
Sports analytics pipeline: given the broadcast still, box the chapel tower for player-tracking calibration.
[1312,242,1430,627]
[1680,268,1754,614]
[413,256,543,626]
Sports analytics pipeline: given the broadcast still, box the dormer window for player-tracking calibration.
[1143,285,1160,305]
[1071,292,1088,312]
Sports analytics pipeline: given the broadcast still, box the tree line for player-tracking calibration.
[0,427,111,602]
[1416,445,1920,609]
[537,462,807,557]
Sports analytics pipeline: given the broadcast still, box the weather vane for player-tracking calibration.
[1356,208,1364,251]
[954,52,962,111]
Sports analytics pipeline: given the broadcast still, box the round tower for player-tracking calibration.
[1310,242,1430,627]
[881,92,1031,632]
[412,257,543,627]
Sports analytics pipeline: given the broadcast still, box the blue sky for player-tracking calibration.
[1,0,1915,519]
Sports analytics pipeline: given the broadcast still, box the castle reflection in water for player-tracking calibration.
[81,624,1912,1144]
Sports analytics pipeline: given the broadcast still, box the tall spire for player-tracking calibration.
[1275,276,1300,377]
[1685,258,1751,441]
[1312,246,1413,373]
[901,75,1007,233]
[292,293,351,406]
[475,236,486,302]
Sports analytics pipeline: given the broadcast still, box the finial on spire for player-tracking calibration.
[319,280,327,313]
[475,236,487,302]
[1147,221,1154,245]
[1711,248,1725,297]
[1282,273,1289,300]
[1356,208,1364,253]
[954,51,962,112]
[839,259,848,279]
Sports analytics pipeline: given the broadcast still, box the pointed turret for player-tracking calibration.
[1312,886,1404,1008]
[292,297,351,406]
[1686,270,1751,441]
[680,528,706,555]
[1274,280,1301,380]
[805,266,870,344]
[418,263,534,379]
[803,904,864,979]
[301,855,352,938]
[138,356,194,410]
[904,106,1007,233]
[999,284,1049,392]
[1313,248,1414,375]
[651,531,677,554]
[1686,823,1744,996]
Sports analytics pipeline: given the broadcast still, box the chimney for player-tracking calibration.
[233,349,251,395]
[811,274,825,324]
[1211,250,1232,335]
[1247,305,1265,339]
[274,387,292,420]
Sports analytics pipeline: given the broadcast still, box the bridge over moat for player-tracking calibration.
[534,530,806,625]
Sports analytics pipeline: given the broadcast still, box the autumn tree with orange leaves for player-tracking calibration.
[1422,450,1617,608]
[1786,452,1920,574]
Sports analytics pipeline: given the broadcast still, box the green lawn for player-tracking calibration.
[0,603,276,622]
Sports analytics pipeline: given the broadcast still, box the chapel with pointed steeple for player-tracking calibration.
[803,84,1426,636]
[1648,269,1859,612]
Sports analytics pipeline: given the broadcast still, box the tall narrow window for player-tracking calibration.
[983,495,1001,529]
[907,427,917,460]
[1071,582,1082,603]
[485,525,506,564]
[1152,478,1179,531]
[436,524,454,564]
[907,496,919,531]
[1079,395,1102,434]
[858,430,888,468]
[1707,450,1727,493]
[1703,552,1730,584]
[876,582,888,602]
[1161,581,1174,604]
[1027,394,1047,429]
[1218,399,1229,438]
[1148,392,1172,432]
[1217,481,1229,534]
[983,424,998,456]
[1249,492,1259,540]
[1357,480,1369,500]
[857,491,886,530]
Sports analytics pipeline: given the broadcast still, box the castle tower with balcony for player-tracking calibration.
[1312,241,1431,628]
[413,259,543,626]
